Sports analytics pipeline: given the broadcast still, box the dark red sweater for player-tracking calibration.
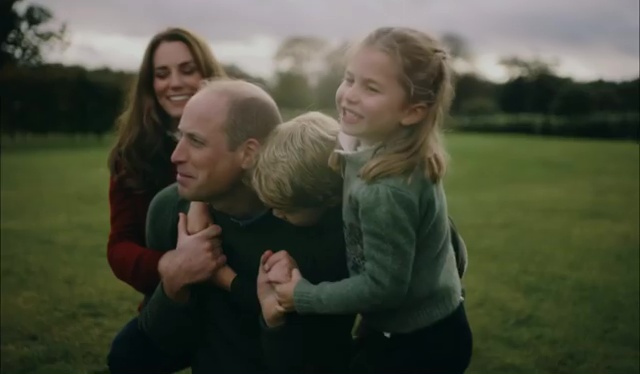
[107,175,169,296]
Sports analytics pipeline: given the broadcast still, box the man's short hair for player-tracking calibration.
[252,111,343,209]
[200,78,282,149]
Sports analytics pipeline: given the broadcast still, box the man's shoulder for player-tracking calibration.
[149,183,189,214]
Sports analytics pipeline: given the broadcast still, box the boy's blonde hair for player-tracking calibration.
[252,111,343,209]
[331,27,454,183]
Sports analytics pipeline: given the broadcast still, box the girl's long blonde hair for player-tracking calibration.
[333,27,454,183]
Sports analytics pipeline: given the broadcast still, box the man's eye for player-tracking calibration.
[190,137,205,147]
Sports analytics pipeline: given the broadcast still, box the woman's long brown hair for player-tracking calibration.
[107,27,226,193]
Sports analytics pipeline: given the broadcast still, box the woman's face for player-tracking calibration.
[152,41,203,121]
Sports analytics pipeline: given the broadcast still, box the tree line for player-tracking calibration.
[1,2,638,140]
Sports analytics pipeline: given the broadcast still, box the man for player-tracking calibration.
[138,79,354,374]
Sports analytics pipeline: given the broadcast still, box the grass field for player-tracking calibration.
[1,133,639,374]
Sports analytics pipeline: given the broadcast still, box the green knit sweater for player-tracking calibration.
[294,146,462,333]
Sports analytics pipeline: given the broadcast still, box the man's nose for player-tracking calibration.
[171,139,186,164]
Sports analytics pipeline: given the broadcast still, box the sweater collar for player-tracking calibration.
[335,132,379,165]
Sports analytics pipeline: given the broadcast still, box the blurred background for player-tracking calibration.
[1,0,638,373]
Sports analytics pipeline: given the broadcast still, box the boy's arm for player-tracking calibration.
[185,200,262,313]
[293,184,419,314]
[187,201,212,234]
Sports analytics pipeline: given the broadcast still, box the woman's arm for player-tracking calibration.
[106,176,164,295]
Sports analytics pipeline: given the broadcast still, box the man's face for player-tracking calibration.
[171,91,245,202]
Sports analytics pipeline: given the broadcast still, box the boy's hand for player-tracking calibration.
[263,250,297,284]
[257,250,286,327]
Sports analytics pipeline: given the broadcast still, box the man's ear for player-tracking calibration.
[239,138,261,169]
[400,103,428,126]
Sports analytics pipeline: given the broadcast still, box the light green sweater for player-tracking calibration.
[294,145,462,333]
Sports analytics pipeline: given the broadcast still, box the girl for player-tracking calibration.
[267,27,472,374]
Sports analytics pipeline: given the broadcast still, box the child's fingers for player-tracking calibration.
[263,250,294,272]
[290,268,302,281]
[260,250,274,267]
[267,269,290,284]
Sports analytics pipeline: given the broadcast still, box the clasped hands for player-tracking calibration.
[257,249,304,327]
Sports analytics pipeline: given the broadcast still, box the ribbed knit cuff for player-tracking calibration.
[292,278,316,314]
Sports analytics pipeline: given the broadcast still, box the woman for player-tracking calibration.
[106,27,226,374]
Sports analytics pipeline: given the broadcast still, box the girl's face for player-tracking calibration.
[335,46,411,146]
[153,41,203,121]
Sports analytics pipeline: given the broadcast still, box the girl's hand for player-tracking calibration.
[273,268,302,312]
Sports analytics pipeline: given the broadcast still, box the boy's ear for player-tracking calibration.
[239,138,261,169]
[400,103,428,126]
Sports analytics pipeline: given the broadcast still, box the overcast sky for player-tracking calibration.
[42,0,639,82]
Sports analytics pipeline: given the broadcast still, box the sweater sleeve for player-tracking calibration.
[294,183,419,314]
[106,176,164,295]
[228,275,260,313]
[138,184,201,355]
[138,283,201,355]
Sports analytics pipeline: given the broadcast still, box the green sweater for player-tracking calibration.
[294,146,462,334]
[138,184,354,374]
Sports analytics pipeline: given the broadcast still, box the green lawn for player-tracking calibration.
[1,133,639,374]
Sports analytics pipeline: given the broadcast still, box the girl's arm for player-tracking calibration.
[286,184,419,315]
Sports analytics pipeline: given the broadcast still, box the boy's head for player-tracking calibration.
[251,111,342,226]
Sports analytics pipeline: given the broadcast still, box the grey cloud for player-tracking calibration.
[44,0,639,79]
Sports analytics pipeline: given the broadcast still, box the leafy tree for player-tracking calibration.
[271,71,314,109]
[274,36,328,78]
[222,63,268,88]
[0,0,67,68]
[441,33,473,63]
[314,42,349,109]
[499,56,557,80]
